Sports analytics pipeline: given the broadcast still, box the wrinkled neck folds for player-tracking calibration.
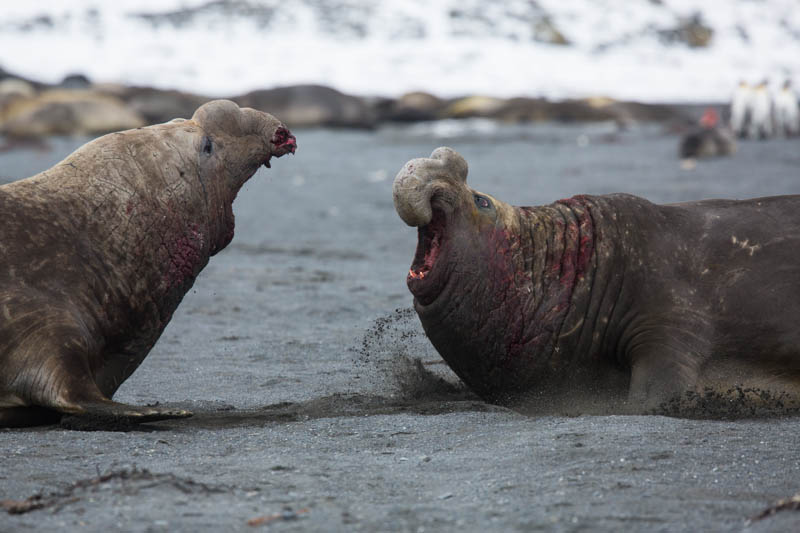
[416,194,627,399]
[521,198,592,333]
[507,195,611,372]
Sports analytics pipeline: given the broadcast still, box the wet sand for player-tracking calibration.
[1,122,799,531]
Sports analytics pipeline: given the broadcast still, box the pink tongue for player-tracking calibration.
[425,233,440,266]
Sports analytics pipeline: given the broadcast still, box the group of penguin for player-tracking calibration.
[730,80,799,139]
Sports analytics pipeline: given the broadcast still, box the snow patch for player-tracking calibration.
[0,0,798,102]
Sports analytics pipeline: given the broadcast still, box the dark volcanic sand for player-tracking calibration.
[1,121,799,531]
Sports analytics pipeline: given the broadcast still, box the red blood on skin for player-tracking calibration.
[485,227,528,290]
[481,225,532,366]
[481,197,595,368]
[271,127,297,154]
[163,223,205,289]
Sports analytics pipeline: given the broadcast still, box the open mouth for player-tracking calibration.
[407,208,447,302]
[272,127,298,154]
[265,127,297,168]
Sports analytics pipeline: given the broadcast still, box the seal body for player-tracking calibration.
[0,100,296,427]
[679,109,736,161]
[393,147,800,409]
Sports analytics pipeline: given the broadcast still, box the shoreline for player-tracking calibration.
[0,68,721,137]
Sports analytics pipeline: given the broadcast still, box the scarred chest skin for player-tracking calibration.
[394,147,800,410]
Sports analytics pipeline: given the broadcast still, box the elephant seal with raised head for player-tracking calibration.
[0,100,296,427]
[393,147,800,412]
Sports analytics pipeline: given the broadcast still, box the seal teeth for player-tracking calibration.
[409,268,427,280]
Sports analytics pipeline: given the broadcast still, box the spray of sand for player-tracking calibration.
[353,308,474,402]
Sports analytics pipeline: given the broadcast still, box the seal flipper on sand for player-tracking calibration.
[0,403,192,430]
[0,326,191,428]
[58,401,192,431]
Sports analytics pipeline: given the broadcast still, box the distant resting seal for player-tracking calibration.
[679,109,736,161]
[679,127,736,160]
[0,99,296,427]
[393,147,800,410]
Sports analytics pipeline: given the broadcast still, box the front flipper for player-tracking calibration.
[627,336,705,412]
[1,318,191,430]
[59,401,192,431]
[0,402,191,430]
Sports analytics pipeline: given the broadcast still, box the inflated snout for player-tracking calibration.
[392,147,468,227]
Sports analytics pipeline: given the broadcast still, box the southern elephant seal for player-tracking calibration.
[393,147,800,411]
[0,100,296,427]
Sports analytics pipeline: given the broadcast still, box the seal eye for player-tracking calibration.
[202,137,213,155]
[474,194,491,209]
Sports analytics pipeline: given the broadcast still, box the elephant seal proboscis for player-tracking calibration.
[393,147,800,413]
[0,100,296,428]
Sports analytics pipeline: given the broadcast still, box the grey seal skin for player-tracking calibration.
[0,100,297,427]
[393,147,800,410]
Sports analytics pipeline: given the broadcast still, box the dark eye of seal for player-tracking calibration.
[202,136,213,155]
[474,194,491,209]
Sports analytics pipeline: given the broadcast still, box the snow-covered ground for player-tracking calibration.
[0,0,798,102]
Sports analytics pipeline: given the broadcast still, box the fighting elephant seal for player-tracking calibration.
[393,147,800,411]
[0,99,296,427]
